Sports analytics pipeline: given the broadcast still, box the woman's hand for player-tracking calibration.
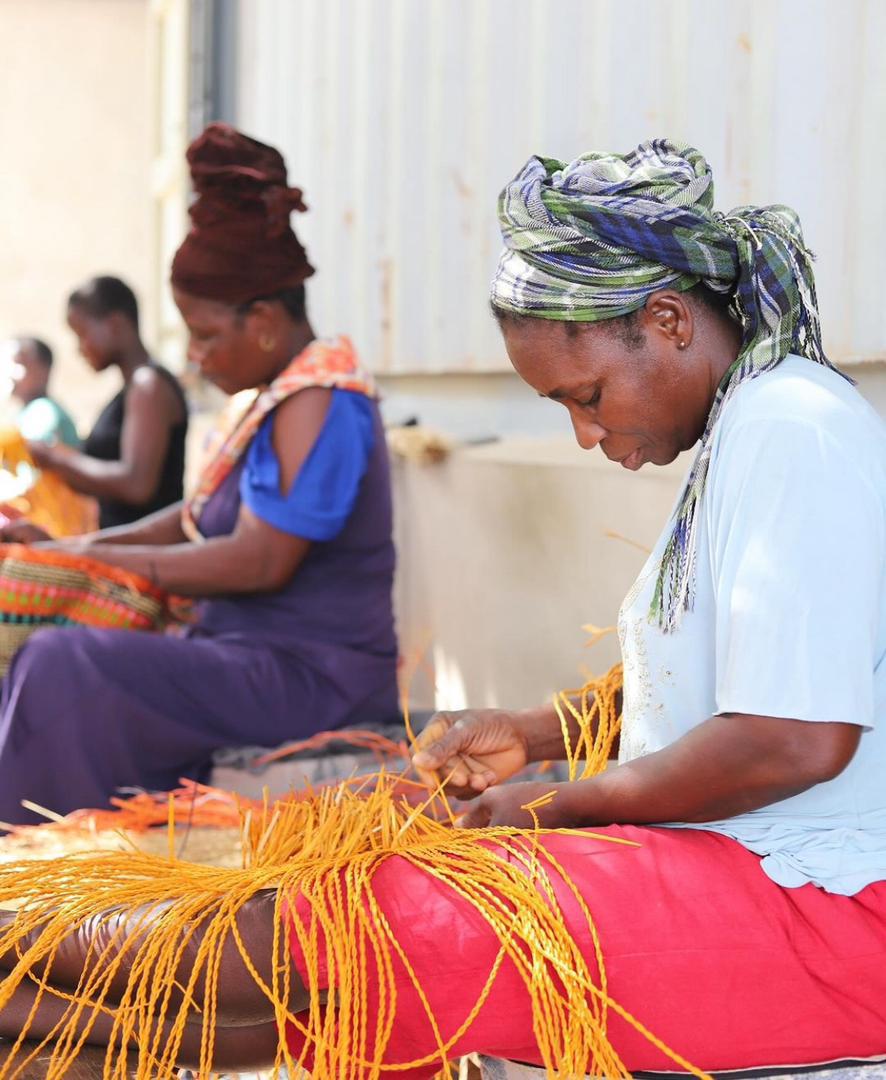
[458,780,573,829]
[0,519,52,544]
[25,439,64,470]
[412,709,531,798]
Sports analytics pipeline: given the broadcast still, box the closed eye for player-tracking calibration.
[579,388,601,408]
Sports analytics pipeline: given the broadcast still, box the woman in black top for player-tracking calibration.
[28,276,188,530]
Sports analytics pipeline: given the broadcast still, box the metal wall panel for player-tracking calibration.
[233,0,886,373]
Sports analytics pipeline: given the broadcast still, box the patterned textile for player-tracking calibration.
[0,545,167,675]
[491,138,844,630]
[181,336,377,541]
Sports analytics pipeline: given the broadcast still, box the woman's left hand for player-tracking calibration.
[26,440,63,469]
[457,780,575,829]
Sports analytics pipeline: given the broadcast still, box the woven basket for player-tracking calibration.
[0,544,168,675]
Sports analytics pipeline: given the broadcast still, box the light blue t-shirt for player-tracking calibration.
[17,396,80,448]
[618,356,886,895]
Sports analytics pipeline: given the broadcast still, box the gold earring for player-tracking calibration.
[259,333,277,353]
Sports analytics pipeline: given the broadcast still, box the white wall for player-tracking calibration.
[233,0,886,377]
[0,0,154,431]
[226,0,886,709]
[393,437,691,710]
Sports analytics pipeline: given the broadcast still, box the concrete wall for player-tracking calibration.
[392,436,686,712]
[0,0,153,431]
[387,361,886,712]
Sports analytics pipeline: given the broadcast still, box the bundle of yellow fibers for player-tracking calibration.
[0,665,707,1079]
[0,429,96,537]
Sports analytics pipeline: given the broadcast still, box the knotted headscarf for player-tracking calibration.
[171,122,315,305]
[492,139,842,631]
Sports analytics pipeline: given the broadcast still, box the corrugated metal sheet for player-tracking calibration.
[233,0,886,374]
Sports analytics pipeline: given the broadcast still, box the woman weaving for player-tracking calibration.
[0,123,398,826]
[0,141,882,1078]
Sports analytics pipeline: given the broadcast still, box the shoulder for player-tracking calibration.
[20,397,57,422]
[712,357,886,488]
[126,364,185,415]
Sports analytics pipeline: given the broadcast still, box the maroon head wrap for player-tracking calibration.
[170,122,315,305]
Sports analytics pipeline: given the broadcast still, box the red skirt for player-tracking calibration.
[285,825,886,1078]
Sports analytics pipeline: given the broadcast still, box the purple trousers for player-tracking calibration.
[0,626,393,825]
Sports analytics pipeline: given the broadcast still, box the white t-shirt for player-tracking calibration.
[618,355,886,895]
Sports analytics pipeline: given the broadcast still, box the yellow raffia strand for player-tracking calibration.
[0,429,96,538]
[0,664,710,1079]
[553,661,624,781]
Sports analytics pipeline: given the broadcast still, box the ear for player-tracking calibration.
[642,290,693,350]
[240,299,277,339]
[107,311,132,338]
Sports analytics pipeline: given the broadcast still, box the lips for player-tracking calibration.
[620,448,644,471]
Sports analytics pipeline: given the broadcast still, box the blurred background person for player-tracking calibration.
[3,336,79,447]
[27,275,188,531]
[0,124,399,825]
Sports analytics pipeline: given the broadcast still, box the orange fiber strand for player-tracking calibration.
[0,663,708,1079]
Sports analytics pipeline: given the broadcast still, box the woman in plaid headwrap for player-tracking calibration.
[0,141,883,1080]
[409,139,886,1073]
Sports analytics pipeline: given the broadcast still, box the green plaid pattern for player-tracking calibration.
[492,139,841,631]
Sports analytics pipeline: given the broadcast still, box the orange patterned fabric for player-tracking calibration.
[181,336,377,542]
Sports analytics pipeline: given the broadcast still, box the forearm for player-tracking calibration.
[515,688,623,763]
[77,535,284,596]
[89,503,187,546]
[48,452,155,504]
[555,714,851,826]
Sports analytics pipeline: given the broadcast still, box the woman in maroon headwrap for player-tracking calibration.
[0,123,399,825]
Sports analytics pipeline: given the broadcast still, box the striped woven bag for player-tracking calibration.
[0,545,168,675]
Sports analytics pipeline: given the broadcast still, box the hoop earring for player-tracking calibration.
[259,333,277,353]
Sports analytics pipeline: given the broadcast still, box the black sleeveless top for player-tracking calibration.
[83,365,188,529]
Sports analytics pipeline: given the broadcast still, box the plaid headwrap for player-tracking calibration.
[492,139,842,631]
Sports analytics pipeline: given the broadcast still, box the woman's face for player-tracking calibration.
[173,289,280,395]
[66,305,117,372]
[501,306,714,469]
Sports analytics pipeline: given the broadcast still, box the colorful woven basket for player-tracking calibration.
[0,545,168,675]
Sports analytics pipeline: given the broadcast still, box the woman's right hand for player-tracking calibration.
[412,709,531,799]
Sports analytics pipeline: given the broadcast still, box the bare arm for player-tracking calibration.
[62,502,188,548]
[59,388,331,595]
[459,712,862,828]
[30,367,182,505]
[412,689,620,798]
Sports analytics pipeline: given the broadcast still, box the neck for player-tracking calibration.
[266,319,316,381]
[16,389,45,406]
[702,313,744,405]
[115,338,151,380]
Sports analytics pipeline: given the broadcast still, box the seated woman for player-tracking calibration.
[5,336,79,448]
[24,275,188,530]
[0,123,398,826]
[0,141,883,1078]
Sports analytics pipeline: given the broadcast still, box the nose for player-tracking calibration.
[569,413,607,451]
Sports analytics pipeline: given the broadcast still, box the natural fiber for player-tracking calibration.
[0,430,96,538]
[0,544,168,675]
[0,664,708,1079]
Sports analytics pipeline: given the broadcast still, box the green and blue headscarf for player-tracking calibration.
[491,139,841,631]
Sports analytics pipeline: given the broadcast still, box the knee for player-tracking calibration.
[214,891,307,1025]
[8,628,74,681]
